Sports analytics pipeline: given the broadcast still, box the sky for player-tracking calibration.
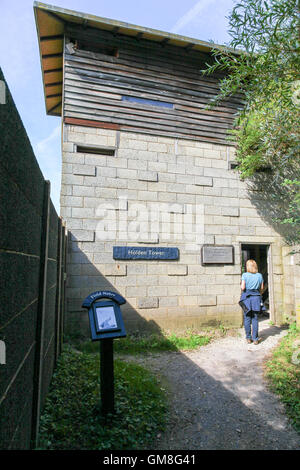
[0,0,236,212]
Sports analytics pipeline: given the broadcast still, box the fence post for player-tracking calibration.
[31,180,50,449]
[54,218,63,364]
[59,224,67,351]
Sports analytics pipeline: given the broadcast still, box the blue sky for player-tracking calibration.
[0,0,236,212]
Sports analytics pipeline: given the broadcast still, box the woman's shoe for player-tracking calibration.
[247,339,252,344]
[253,340,259,345]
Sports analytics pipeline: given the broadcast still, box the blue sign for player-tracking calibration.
[113,246,179,260]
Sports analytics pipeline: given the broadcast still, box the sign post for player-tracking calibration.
[100,338,114,415]
[82,291,127,416]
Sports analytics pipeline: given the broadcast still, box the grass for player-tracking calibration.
[37,346,167,450]
[74,331,212,355]
[264,322,300,434]
[68,323,237,356]
[38,325,237,450]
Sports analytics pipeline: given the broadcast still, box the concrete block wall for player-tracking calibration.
[61,123,291,333]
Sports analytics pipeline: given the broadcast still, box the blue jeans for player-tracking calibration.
[243,311,259,341]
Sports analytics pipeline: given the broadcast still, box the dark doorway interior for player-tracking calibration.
[241,244,270,316]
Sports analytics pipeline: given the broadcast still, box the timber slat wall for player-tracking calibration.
[63,26,243,144]
[0,69,67,449]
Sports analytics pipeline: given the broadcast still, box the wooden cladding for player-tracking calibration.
[63,26,243,144]
[75,40,118,57]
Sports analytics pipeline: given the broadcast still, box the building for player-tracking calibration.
[34,2,300,335]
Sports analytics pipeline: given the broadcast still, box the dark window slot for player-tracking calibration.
[76,40,118,57]
[229,162,239,170]
[76,145,115,156]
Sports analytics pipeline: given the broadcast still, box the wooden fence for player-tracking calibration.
[0,68,67,449]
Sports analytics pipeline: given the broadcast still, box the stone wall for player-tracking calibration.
[61,124,293,334]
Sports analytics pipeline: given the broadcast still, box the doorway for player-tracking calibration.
[241,244,273,320]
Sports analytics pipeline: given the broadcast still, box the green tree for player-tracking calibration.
[203,0,300,243]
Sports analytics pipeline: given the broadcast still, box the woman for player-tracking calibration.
[240,259,265,345]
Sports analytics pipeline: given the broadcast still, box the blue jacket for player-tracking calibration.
[239,289,266,314]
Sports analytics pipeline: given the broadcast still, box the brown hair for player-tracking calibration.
[246,259,258,274]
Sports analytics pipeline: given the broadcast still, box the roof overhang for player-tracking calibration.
[34,2,239,116]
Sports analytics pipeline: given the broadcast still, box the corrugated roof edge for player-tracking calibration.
[33,1,241,54]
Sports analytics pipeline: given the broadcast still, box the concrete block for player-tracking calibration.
[128,139,148,150]
[137,297,159,309]
[117,168,137,179]
[61,196,83,207]
[205,205,222,215]
[168,265,188,276]
[239,226,255,236]
[148,161,167,172]
[195,176,213,186]
[240,207,259,217]
[222,225,239,235]
[188,285,206,295]
[203,149,222,159]
[217,295,238,305]
[126,264,147,275]
[70,230,95,242]
[135,234,159,243]
[222,206,240,217]
[66,218,83,230]
[126,286,147,297]
[159,296,178,307]
[179,296,198,306]
[158,192,177,202]
[95,187,117,199]
[97,167,117,178]
[73,164,96,176]
[72,207,94,218]
[137,191,158,202]
[107,157,128,168]
[224,265,242,275]
[148,142,168,152]
[105,264,127,276]
[211,159,228,169]
[61,184,72,196]
[84,155,107,166]
[256,226,274,236]
[73,185,95,197]
[198,295,217,306]
[168,164,186,174]
[62,142,75,152]
[148,182,167,192]
[128,159,147,170]
[62,174,84,185]
[138,171,158,182]
[137,150,158,161]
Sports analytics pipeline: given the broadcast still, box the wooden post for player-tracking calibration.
[31,180,51,448]
[100,338,115,415]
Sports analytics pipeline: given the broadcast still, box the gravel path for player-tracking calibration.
[121,319,300,450]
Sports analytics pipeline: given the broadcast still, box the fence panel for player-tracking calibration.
[0,68,66,449]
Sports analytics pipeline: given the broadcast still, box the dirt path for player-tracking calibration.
[120,319,300,450]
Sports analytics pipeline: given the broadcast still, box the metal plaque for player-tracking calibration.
[201,245,234,265]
